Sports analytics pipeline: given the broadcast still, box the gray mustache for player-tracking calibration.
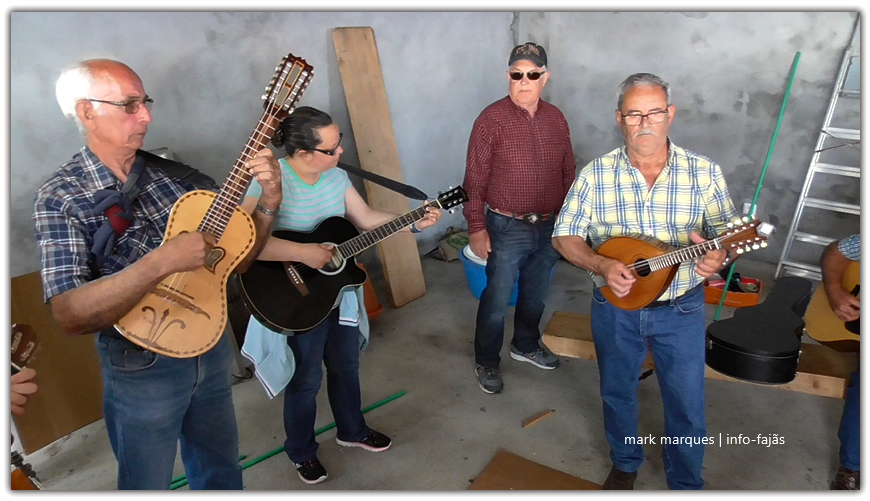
[636,129,655,136]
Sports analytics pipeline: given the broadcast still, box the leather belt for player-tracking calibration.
[489,207,554,224]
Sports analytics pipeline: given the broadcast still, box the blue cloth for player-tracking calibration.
[474,210,559,367]
[282,309,369,463]
[90,157,146,266]
[591,285,707,490]
[96,332,242,489]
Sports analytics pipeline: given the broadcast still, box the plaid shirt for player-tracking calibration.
[838,234,860,261]
[33,146,195,303]
[553,141,739,300]
[463,96,576,234]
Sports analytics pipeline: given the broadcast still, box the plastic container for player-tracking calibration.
[703,277,762,308]
[458,245,555,306]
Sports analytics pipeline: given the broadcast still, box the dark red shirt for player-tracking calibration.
[463,96,576,234]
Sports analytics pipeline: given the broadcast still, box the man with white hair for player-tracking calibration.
[33,59,282,489]
[553,73,739,490]
[463,42,576,395]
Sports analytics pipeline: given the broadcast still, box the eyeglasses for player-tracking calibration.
[621,110,669,126]
[311,133,343,156]
[509,70,546,81]
[87,96,154,115]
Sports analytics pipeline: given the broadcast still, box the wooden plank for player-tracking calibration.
[332,26,426,307]
[11,272,104,454]
[542,311,856,399]
[470,450,602,490]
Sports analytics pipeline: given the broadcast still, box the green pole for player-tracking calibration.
[170,390,406,489]
[713,51,801,321]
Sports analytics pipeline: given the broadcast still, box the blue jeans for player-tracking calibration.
[96,331,242,490]
[839,364,860,471]
[474,210,559,367]
[283,309,368,463]
[591,285,707,490]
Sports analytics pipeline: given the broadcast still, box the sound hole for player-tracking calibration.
[634,259,652,277]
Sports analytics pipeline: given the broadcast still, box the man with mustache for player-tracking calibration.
[33,59,282,489]
[552,73,738,489]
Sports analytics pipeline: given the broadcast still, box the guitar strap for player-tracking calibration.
[336,161,428,201]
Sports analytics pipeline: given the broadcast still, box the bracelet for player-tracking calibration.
[410,222,421,234]
[255,202,278,216]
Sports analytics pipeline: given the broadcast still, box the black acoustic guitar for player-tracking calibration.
[236,186,468,333]
[705,276,813,384]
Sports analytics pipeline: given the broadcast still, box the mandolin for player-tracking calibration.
[114,53,313,358]
[804,260,860,352]
[593,218,774,310]
[237,186,469,333]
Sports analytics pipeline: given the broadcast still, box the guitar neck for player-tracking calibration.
[336,204,435,259]
[197,110,281,240]
[635,238,722,273]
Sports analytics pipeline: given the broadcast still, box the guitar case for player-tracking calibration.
[705,276,813,384]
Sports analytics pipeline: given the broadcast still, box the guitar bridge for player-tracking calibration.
[285,263,309,296]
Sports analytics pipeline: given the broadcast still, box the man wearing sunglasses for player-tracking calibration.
[463,42,576,395]
[553,73,738,490]
[32,59,283,489]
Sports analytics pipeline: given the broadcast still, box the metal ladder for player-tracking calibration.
[775,19,861,281]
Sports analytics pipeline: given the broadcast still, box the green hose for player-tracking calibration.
[170,390,406,489]
[713,52,801,321]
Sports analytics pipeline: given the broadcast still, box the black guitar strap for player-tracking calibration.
[336,161,428,201]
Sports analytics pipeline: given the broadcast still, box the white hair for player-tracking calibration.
[55,62,105,134]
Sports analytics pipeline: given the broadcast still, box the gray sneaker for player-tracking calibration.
[510,344,560,370]
[475,364,503,394]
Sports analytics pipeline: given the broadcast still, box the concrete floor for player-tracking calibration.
[25,255,847,490]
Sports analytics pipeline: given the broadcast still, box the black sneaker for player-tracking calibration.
[336,429,392,452]
[295,458,328,484]
[475,364,503,394]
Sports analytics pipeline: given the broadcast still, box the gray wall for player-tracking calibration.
[11,11,859,279]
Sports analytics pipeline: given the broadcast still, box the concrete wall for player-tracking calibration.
[518,11,860,267]
[10,11,859,278]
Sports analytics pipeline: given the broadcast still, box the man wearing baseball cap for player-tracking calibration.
[462,42,576,394]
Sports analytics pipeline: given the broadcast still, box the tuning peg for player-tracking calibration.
[727,222,733,228]
[448,209,455,214]
[752,244,760,250]
[742,216,749,222]
[736,248,744,254]
[760,242,768,248]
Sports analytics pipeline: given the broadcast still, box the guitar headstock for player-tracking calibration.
[262,53,314,121]
[718,217,775,256]
[12,324,38,374]
[433,186,469,212]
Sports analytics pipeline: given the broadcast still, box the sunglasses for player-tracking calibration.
[509,70,546,81]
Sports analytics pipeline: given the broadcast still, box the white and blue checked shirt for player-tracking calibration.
[553,141,739,301]
[33,146,195,304]
[838,234,860,261]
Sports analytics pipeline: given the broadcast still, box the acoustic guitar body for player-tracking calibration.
[596,235,678,310]
[115,190,256,358]
[804,261,860,352]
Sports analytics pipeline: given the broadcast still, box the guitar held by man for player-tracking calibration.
[237,186,468,333]
[805,243,860,352]
[114,53,313,358]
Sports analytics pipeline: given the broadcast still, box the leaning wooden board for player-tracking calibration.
[332,26,426,307]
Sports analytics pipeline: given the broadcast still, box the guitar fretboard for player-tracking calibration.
[335,203,438,260]
[198,63,309,240]
[633,239,722,274]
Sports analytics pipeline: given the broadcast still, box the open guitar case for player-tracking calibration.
[705,276,813,384]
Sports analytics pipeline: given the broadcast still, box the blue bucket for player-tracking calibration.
[458,246,522,305]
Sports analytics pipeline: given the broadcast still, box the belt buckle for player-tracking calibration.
[523,213,540,224]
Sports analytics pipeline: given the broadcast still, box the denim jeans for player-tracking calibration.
[283,309,368,463]
[474,210,560,368]
[591,285,707,490]
[96,330,242,490]
[838,364,860,471]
